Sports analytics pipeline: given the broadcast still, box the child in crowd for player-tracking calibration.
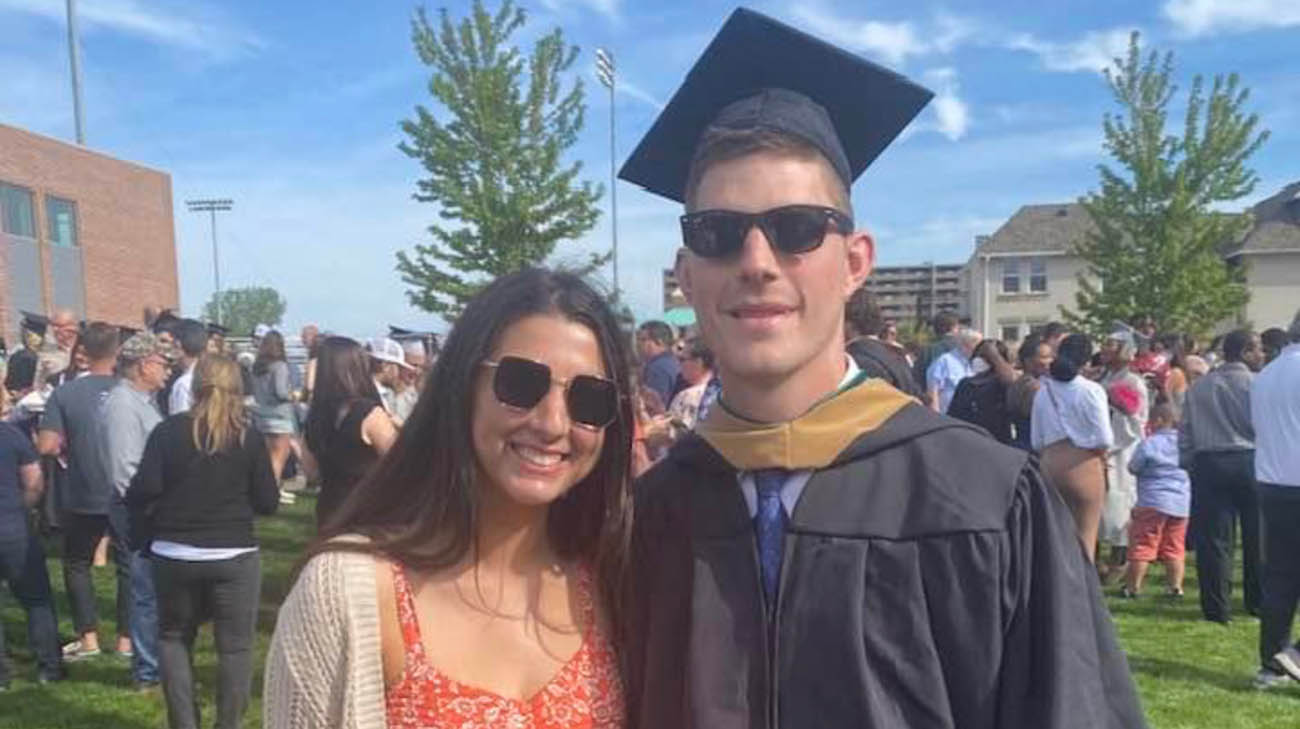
[1123,402,1191,598]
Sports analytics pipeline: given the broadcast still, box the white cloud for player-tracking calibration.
[1010,27,1135,74]
[867,214,1008,265]
[1163,0,1300,36]
[616,80,664,111]
[921,68,970,141]
[538,0,619,23]
[0,0,263,59]
[791,7,926,66]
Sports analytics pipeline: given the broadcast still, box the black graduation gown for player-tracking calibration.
[624,402,1147,729]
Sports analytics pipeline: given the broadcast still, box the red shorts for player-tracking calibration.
[1128,506,1187,562]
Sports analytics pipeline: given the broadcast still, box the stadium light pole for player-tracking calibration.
[595,48,619,299]
[185,199,233,326]
[65,0,86,144]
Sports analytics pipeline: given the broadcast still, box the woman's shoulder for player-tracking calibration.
[283,538,380,619]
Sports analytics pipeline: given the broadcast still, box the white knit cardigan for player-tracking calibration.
[263,542,388,729]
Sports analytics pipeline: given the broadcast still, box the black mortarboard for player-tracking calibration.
[151,311,183,335]
[619,7,933,204]
[206,322,229,337]
[20,311,49,336]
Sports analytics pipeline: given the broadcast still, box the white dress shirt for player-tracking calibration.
[169,362,196,415]
[1030,375,1115,452]
[1251,343,1300,487]
[738,357,861,518]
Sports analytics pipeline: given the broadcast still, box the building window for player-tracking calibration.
[46,196,78,247]
[1002,259,1021,293]
[1029,258,1047,292]
[1001,324,1020,342]
[0,182,36,238]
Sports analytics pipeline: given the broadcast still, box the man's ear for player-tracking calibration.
[844,230,875,296]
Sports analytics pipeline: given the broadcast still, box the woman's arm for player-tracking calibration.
[360,406,398,456]
[273,362,293,403]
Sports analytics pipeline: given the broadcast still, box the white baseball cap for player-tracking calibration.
[366,337,414,370]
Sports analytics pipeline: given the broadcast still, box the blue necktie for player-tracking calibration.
[753,469,789,607]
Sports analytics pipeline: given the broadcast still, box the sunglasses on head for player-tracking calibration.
[482,356,619,430]
[680,204,853,259]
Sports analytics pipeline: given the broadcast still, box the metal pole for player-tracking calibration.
[609,75,619,298]
[210,209,222,326]
[66,0,85,144]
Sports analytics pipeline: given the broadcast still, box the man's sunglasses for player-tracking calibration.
[680,205,853,259]
[482,356,619,430]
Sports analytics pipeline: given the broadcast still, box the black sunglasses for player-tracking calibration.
[482,356,618,430]
[680,204,854,259]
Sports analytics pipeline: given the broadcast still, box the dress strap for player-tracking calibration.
[390,563,427,666]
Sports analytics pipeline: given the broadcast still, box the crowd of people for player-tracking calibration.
[4,8,1300,729]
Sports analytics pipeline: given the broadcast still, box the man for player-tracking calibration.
[1253,311,1300,689]
[99,332,173,688]
[1261,327,1288,365]
[926,327,981,413]
[1179,328,1264,625]
[366,337,411,416]
[844,287,920,396]
[393,340,427,424]
[636,320,681,409]
[206,322,228,356]
[167,319,208,415]
[911,310,959,394]
[36,323,125,661]
[5,314,46,396]
[619,10,1145,728]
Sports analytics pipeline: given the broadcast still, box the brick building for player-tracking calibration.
[0,123,178,345]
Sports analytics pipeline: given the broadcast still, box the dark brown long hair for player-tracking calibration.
[309,268,635,648]
[253,330,286,376]
[305,336,381,456]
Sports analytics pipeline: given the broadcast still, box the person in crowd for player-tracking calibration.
[1042,321,1068,351]
[393,341,427,425]
[100,331,173,688]
[1122,402,1190,599]
[844,287,920,396]
[206,323,228,356]
[1098,328,1149,580]
[1251,310,1300,689]
[926,327,981,413]
[1185,354,1209,384]
[1261,327,1288,365]
[50,310,79,355]
[366,337,411,417]
[250,331,296,487]
[948,338,1017,444]
[911,311,959,394]
[635,320,680,409]
[37,322,126,661]
[1031,334,1116,561]
[266,268,632,728]
[666,338,714,434]
[1179,328,1264,624]
[167,320,208,416]
[619,11,1144,728]
[1161,334,1191,408]
[47,334,87,390]
[128,355,279,728]
[5,315,46,397]
[1006,333,1053,450]
[303,337,398,528]
[879,319,908,361]
[0,416,63,688]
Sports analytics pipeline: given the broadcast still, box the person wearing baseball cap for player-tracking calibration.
[620,8,1145,728]
[98,331,174,688]
[366,337,413,419]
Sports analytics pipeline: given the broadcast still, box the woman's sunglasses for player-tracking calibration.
[680,204,853,259]
[482,356,619,430]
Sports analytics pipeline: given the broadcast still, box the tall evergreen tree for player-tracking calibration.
[396,0,605,319]
[1065,32,1267,338]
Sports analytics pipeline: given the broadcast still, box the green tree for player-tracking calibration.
[1064,32,1267,338]
[397,0,605,320]
[203,286,287,337]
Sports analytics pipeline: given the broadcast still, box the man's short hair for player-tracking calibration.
[683,338,715,370]
[638,321,675,348]
[1222,328,1255,362]
[1261,327,1288,354]
[933,312,960,336]
[1042,322,1067,341]
[176,319,208,358]
[684,126,852,216]
[845,287,885,338]
[80,322,119,361]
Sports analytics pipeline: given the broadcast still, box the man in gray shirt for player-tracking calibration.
[98,332,172,687]
[1180,329,1264,624]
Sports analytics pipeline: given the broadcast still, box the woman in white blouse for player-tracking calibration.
[1031,334,1115,562]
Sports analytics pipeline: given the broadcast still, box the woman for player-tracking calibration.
[250,331,296,502]
[1006,334,1053,451]
[1031,334,1115,561]
[1098,329,1148,575]
[128,355,279,729]
[303,336,398,528]
[265,268,633,729]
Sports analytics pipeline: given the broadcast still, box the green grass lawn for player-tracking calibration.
[2,497,1298,727]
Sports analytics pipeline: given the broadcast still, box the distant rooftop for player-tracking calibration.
[973,203,1094,255]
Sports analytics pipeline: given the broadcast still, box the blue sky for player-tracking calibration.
[1,0,1297,336]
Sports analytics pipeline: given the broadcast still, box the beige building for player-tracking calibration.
[1226,181,1300,330]
[965,203,1096,343]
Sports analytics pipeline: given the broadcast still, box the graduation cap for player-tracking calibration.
[151,310,183,335]
[206,322,229,337]
[19,311,49,336]
[618,7,933,204]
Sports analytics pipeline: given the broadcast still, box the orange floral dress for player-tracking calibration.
[384,563,625,728]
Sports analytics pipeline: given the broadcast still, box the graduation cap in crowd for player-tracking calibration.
[206,322,229,338]
[19,311,49,336]
[618,7,933,204]
[150,310,184,336]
